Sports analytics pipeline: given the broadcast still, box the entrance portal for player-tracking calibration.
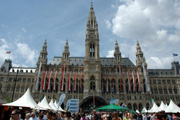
[79,96,109,112]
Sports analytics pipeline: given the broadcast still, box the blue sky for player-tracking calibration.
[0,0,180,69]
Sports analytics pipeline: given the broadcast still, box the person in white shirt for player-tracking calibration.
[29,112,38,120]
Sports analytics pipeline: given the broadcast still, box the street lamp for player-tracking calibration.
[11,67,21,102]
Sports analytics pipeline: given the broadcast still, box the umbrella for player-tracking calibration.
[96,104,129,112]
[129,110,137,113]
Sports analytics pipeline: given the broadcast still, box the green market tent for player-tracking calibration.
[96,104,129,112]
[129,110,137,113]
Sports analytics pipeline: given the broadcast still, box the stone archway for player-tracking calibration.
[79,96,109,111]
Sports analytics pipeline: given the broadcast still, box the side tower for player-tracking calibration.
[37,40,48,69]
[61,40,70,64]
[34,40,48,92]
[136,41,147,72]
[84,3,101,97]
[114,41,121,64]
[136,41,150,93]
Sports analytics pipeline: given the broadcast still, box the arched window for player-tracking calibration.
[0,83,3,91]
[31,85,33,92]
[164,87,168,94]
[90,43,95,57]
[154,87,158,94]
[127,103,132,109]
[119,79,123,93]
[21,85,24,92]
[139,103,143,111]
[133,103,137,111]
[55,83,58,93]
[7,84,10,91]
[146,103,150,110]
[144,84,146,92]
[169,87,172,94]
[16,85,20,92]
[174,87,178,94]
[126,84,129,93]
[111,79,116,93]
[136,79,139,92]
[159,87,163,94]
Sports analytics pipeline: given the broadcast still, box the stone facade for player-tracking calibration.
[0,4,180,111]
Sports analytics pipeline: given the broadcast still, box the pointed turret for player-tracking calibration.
[86,2,99,39]
[37,40,48,67]
[85,3,100,59]
[114,41,121,63]
[136,41,147,69]
[61,40,70,64]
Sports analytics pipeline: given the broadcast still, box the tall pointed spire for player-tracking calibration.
[114,41,121,63]
[136,41,147,69]
[62,40,70,63]
[85,3,99,59]
[37,40,48,66]
[86,2,99,39]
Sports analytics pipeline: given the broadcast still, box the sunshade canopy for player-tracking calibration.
[96,104,129,112]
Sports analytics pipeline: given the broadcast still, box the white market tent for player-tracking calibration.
[136,110,140,113]
[54,100,58,108]
[38,96,52,110]
[54,101,65,112]
[159,101,167,111]
[141,107,148,113]
[148,102,161,113]
[3,88,39,109]
[165,100,180,113]
[49,99,58,111]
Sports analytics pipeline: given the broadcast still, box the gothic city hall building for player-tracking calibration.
[0,4,180,111]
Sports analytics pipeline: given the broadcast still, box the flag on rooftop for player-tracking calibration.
[173,53,178,56]
[6,51,11,54]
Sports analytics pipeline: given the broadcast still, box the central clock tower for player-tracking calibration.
[84,3,101,98]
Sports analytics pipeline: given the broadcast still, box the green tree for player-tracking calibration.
[5,95,11,103]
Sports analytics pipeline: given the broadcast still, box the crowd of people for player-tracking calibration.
[1,108,180,120]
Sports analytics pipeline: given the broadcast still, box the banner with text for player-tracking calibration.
[66,99,79,113]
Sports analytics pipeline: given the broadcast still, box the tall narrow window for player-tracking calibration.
[91,20,94,28]
[90,43,95,57]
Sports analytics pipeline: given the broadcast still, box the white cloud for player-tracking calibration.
[15,43,38,66]
[108,0,180,68]
[106,50,114,57]
[147,56,173,69]
[0,39,9,66]
[0,38,38,67]
[105,20,112,29]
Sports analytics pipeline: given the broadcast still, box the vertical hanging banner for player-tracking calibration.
[101,74,104,91]
[47,71,52,90]
[137,71,142,92]
[142,63,150,92]
[119,64,122,91]
[53,71,57,90]
[132,71,136,92]
[42,70,47,90]
[73,72,77,91]
[106,78,109,92]
[60,63,66,90]
[79,72,82,92]
[35,61,42,90]
[58,93,66,109]
[127,71,131,92]
[67,71,71,91]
